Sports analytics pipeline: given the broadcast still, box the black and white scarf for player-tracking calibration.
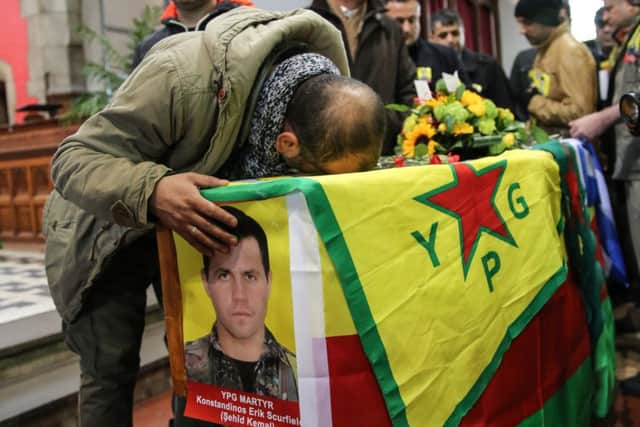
[219,53,340,180]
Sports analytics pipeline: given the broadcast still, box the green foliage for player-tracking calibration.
[64,5,162,123]
[455,84,465,101]
[414,143,428,158]
[386,103,412,113]
[531,125,550,144]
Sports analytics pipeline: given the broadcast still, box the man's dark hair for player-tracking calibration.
[595,7,605,28]
[561,0,571,21]
[284,74,385,171]
[430,8,463,32]
[203,206,270,277]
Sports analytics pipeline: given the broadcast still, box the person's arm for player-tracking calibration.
[52,50,237,254]
[528,49,597,126]
[569,104,621,141]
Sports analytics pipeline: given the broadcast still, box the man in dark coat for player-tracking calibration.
[430,8,514,111]
[309,0,417,155]
[385,0,467,86]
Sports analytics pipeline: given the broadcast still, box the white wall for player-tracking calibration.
[497,0,529,76]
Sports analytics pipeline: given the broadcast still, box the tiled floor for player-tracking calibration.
[0,250,51,325]
[0,250,60,350]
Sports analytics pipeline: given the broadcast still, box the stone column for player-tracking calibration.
[21,0,86,102]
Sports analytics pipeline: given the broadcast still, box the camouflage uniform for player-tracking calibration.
[174,325,297,426]
[185,325,298,399]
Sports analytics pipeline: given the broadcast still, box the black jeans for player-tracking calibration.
[63,234,159,427]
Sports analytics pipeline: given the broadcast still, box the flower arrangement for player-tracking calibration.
[386,74,547,166]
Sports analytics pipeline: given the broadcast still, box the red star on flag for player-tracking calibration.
[415,161,517,278]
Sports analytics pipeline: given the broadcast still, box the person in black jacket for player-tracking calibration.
[385,0,468,86]
[509,48,536,121]
[309,0,417,155]
[131,0,253,70]
[430,8,514,111]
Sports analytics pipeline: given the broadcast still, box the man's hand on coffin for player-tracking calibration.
[149,173,238,256]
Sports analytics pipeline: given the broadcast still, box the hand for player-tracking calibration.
[149,172,238,256]
[569,112,606,141]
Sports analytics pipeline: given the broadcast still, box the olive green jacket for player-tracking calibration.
[43,7,349,323]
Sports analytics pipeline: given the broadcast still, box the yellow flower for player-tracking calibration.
[438,123,447,132]
[428,140,439,156]
[453,122,474,136]
[498,108,515,122]
[425,95,448,109]
[402,120,437,157]
[502,132,515,147]
[402,138,415,157]
[467,102,486,117]
[424,98,439,109]
[460,90,483,107]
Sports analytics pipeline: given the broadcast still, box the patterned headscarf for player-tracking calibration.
[219,53,340,180]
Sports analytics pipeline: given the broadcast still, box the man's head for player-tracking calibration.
[203,206,271,352]
[277,74,385,174]
[173,0,215,12]
[560,0,571,23]
[595,6,616,51]
[429,9,464,52]
[515,0,563,46]
[385,0,422,46]
[603,0,640,34]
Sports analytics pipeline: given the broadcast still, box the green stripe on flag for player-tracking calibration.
[201,178,410,426]
[594,297,616,417]
[517,357,593,427]
[444,264,567,427]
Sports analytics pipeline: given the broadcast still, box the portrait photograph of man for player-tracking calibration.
[183,206,298,402]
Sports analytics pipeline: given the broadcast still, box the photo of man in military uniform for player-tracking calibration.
[184,206,298,401]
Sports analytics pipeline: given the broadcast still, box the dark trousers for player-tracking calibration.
[62,234,159,427]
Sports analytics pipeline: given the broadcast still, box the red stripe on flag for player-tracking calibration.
[325,334,393,427]
[461,271,591,426]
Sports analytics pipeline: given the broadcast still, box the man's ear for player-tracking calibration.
[275,131,301,160]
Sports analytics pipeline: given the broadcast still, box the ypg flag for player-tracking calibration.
[162,144,612,426]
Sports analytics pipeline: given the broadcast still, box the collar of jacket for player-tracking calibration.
[533,21,569,51]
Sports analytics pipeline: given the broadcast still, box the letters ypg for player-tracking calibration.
[412,162,529,292]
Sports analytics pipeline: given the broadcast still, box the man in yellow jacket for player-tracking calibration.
[515,0,597,135]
